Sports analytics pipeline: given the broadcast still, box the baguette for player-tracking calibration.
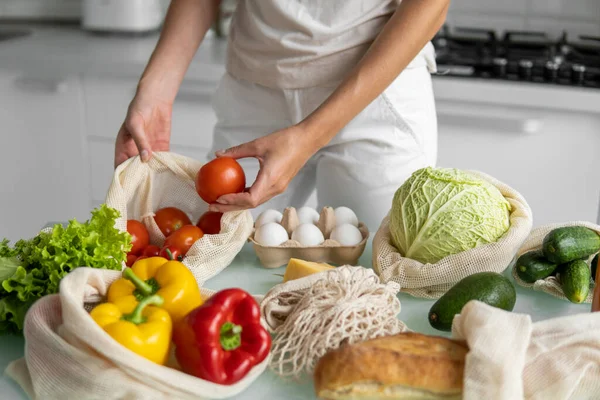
[314,332,468,400]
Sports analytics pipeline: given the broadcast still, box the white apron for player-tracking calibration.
[210,0,438,231]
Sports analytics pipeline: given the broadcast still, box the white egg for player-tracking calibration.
[296,206,320,225]
[254,222,289,246]
[334,206,359,227]
[255,209,283,228]
[330,223,363,246]
[291,223,325,246]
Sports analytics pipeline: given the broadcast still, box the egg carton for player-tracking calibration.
[249,206,370,269]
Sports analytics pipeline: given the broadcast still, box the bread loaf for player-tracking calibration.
[314,332,468,399]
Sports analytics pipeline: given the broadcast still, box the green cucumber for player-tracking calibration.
[542,226,600,264]
[428,272,516,332]
[515,250,557,283]
[561,259,591,304]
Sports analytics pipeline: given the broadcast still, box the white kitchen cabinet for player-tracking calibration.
[435,96,600,227]
[0,69,89,242]
[83,75,217,206]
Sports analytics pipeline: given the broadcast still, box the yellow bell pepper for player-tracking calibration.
[108,257,203,323]
[90,294,172,365]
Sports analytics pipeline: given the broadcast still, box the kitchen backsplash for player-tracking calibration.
[447,0,600,37]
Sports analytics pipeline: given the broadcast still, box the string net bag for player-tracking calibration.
[260,266,408,380]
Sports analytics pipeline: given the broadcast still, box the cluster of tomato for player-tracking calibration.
[126,157,247,267]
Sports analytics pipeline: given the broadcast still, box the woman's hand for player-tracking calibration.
[208,125,318,212]
[114,92,172,168]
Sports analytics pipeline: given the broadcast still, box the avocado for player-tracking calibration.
[428,272,516,332]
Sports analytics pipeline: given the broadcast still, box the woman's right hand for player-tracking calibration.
[114,91,173,168]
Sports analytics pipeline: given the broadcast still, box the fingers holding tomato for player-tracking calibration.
[195,158,246,204]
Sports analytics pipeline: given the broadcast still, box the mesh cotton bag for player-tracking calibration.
[452,300,600,400]
[260,266,408,379]
[373,170,533,299]
[512,221,600,303]
[5,267,269,400]
[106,152,253,286]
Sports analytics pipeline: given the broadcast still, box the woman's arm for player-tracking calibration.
[210,0,450,212]
[138,0,222,103]
[301,0,449,148]
[114,0,221,166]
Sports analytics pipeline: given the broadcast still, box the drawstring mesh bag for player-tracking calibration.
[260,266,408,379]
[373,170,533,299]
[511,221,599,303]
[105,152,253,286]
[5,268,269,400]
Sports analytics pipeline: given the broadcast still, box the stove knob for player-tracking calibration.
[518,60,534,80]
[571,64,586,85]
[493,57,508,77]
[544,61,559,82]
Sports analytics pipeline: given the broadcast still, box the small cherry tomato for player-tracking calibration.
[196,211,223,235]
[127,220,149,255]
[164,225,204,255]
[195,157,246,204]
[154,207,192,237]
[136,255,148,262]
[159,245,184,262]
[141,245,161,257]
[126,254,138,267]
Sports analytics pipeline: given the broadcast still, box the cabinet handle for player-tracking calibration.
[14,76,68,93]
[436,102,543,134]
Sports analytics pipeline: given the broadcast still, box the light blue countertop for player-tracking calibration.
[0,239,591,399]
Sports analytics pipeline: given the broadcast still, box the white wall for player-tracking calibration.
[447,0,600,37]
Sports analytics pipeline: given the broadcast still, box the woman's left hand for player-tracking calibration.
[208,125,317,212]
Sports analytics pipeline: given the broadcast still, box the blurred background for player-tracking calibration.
[0,0,599,242]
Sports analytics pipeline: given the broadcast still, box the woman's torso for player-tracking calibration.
[226,0,435,89]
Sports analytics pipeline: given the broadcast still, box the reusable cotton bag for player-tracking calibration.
[453,301,600,400]
[373,171,533,299]
[5,268,269,400]
[511,221,600,303]
[106,152,253,286]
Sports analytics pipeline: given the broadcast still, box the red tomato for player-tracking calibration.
[136,255,148,262]
[164,225,204,255]
[195,158,246,204]
[154,207,192,237]
[126,254,138,267]
[141,245,161,257]
[196,211,223,235]
[127,220,149,255]
[159,245,184,262]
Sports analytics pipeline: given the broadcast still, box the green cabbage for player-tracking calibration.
[390,167,511,264]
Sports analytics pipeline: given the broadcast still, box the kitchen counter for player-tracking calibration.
[0,22,599,113]
[0,239,593,400]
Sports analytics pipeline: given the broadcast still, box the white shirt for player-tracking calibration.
[226,0,436,89]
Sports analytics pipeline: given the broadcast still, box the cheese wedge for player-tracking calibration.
[283,258,335,282]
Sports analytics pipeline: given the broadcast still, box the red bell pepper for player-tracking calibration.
[173,288,271,385]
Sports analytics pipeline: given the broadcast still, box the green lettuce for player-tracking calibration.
[0,204,131,334]
[390,167,511,264]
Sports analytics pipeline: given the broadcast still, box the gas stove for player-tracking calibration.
[433,26,600,89]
